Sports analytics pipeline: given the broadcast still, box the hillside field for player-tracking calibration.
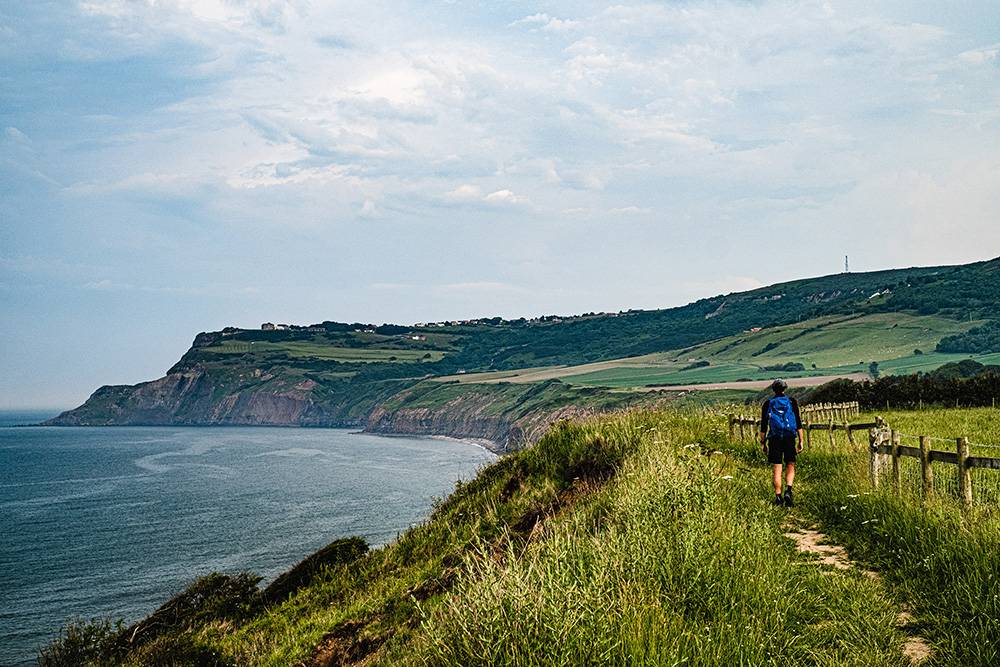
[205,340,447,363]
[445,313,997,390]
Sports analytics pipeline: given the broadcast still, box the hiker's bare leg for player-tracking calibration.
[785,462,796,488]
[772,464,783,495]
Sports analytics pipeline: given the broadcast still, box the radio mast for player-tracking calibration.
[844,255,850,273]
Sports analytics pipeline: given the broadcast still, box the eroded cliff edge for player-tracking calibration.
[363,381,672,452]
[47,365,671,453]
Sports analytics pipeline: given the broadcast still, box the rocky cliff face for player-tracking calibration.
[365,400,602,453]
[48,366,656,455]
[363,382,671,452]
[45,368,356,427]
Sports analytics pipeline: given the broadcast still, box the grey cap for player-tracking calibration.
[771,378,788,393]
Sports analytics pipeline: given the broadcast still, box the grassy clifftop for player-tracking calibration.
[42,406,1000,666]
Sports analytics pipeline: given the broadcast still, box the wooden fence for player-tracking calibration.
[801,401,860,422]
[726,401,1000,518]
[868,423,1000,517]
[728,401,872,450]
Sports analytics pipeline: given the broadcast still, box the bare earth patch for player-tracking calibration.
[783,526,853,571]
[783,520,932,665]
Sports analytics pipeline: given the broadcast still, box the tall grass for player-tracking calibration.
[409,412,902,666]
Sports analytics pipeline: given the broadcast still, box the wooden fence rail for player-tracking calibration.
[800,401,860,422]
[867,426,1000,518]
[728,401,869,450]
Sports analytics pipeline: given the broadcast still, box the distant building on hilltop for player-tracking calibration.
[261,322,276,330]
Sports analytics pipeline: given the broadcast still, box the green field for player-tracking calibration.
[680,313,974,366]
[557,313,986,388]
[205,341,446,363]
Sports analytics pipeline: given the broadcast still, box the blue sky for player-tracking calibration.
[2,1,999,409]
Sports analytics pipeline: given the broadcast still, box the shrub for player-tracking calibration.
[762,362,805,372]
[937,320,1000,353]
[38,618,124,667]
[122,573,262,650]
[262,536,368,604]
[130,634,236,667]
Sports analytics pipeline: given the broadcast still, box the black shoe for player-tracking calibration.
[774,494,784,506]
[783,488,794,507]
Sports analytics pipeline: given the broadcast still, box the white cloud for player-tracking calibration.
[444,184,482,201]
[6,0,1000,348]
[437,281,521,294]
[510,13,579,32]
[483,189,528,205]
[958,44,1000,65]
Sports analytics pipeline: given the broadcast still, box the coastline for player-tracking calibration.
[356,428,504,455]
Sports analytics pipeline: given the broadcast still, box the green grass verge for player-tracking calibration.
[412,412,902,666]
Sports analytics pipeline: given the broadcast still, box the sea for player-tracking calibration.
[0,411,496,666]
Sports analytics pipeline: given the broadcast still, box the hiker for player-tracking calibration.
[760,379,804,506]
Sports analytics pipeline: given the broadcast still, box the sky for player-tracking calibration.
[2,1,999,409]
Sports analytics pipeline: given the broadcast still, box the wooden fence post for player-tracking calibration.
[919,435,934,500]
[846,421,855,447]
[739,418,745,443]
[828,417,836,450]
[728,415,735,440]
[957,437,973,515]
[869,429,880,487]
[891,431,901,495]
[805,424,812,449]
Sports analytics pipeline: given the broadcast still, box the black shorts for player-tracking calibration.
[766,434,798,464]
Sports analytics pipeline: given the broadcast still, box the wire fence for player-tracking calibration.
[870,428,1000,514]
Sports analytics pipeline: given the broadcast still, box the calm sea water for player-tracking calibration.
[0,412,495,666]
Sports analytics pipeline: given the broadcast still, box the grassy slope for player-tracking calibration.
[409,412,902,667]
[206,341,447,363]
[377,379,666,417]
[450,312,988,389]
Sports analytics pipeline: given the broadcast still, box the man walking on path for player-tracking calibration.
[760,379,805,506]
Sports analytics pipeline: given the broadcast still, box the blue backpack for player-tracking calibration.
[768,396,798,437]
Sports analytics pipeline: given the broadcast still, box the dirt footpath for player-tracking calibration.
[783,519,932,666]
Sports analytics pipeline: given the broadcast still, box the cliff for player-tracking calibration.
[365,380,674,452]
[47,363,671,454]
[46,366,415,428]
